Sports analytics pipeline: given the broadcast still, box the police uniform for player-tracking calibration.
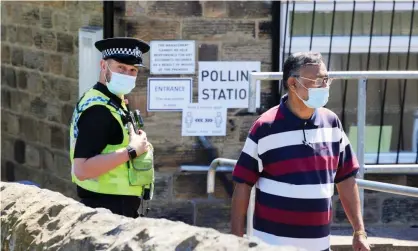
[69,37,154,218]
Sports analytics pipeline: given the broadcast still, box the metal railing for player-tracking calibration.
[206,157,418,237]
[249,70,418,215]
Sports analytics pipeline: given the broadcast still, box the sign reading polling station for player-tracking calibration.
[198,61,261,108]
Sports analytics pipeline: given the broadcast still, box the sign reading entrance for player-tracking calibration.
[147,78,192,111]
[150,40,195,75]
[198,61,261,108]
[182,104,227,136]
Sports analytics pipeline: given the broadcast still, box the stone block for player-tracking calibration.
[14,139,26,164]
[2,161,15,181]
[147,200,195,226]
[61,55,77,79]
[53,153,71,180]
[258,21,271,40]
[6,25,17,43]
[50,125,65,150]
[57,32,74,53]
[182,20,255,41]
[407,175,418,187]
[126,17,180,41]
[30,97,48,119]
[203,1,227,18]
[23,50,45,71]
[26,71,43,95]
[381,197,418,224]
[1,134,15,162]
[40,8,53,29]
[147,1,202,17]
[1,65,16,88]
[365,174,408,188]
[226,1,271,19]
[124,1,147,16]
[13,164,44,186]
[61,104,75,125]
[43,173,76,198]
[222,41,271,64]
[173,172,232,200]
[25,144,41,168]
[19,116,39,142]
[332,197,349,225]
[2,44,10,64]
[42,148,54,174]
[363,195,380,224]
[52,12,69,32]
[16,69,27,90]
[1,25,7,42]
[88,14,102,27]
[11,90,31,114]
[2,89,11,109]
[194,199,231,233]
[198,44,218,61]
[1,111,19,136]
[11,46,23,66]
[21,5,40,26]
[38,121,52,147]
[152,172,174,204]
[237,116,259,142]
[17,26,33,47]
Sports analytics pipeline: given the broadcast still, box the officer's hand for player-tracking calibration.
[128,123,148,156]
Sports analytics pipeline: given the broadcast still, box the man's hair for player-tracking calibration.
[282,52,324,90]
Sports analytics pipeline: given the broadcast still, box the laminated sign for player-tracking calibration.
[198,61,261,109]
[182,104,227,136]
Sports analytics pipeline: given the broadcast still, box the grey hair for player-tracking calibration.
[282,52,324,89]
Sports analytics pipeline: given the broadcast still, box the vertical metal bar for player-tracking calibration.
[365,1,376,72]
[271,1,281,107]
[357,78,367,215]
[341,1,357,130]
[309,1,316,50]
[103,1,114,39]
[377,0,396,164]
[396,1,415,163]
[287,1,296,56]
[326,1,337,71]
[278,2,289,98]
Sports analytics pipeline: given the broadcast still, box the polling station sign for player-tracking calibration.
[181,104,227,136]
[198,61,261,108]
[147,78,192,111]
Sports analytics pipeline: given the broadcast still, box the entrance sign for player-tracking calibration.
[147,78,193,111]
[150,40,195,75]
[182,104,227,136]
[198,61,261,108]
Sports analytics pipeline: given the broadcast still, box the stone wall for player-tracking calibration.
[1,181,288,251]
[1,1,104,198]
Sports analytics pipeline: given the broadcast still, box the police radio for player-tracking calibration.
[128,109,145,134]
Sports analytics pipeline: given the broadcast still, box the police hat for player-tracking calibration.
[95,37,150,67]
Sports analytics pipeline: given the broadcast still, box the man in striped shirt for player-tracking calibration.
[231,52,370,251]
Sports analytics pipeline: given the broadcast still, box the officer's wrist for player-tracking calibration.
[126,145,138,160]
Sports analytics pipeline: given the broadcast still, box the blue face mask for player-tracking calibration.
[105,63,137,96]
[295,79,330,109]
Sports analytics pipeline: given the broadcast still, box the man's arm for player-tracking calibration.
[334,128,365,232]
[336,176,364,232]
[73,106,129,181]
[231,120,262,236]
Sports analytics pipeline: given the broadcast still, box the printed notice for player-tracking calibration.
[150,40,195,75]
[198,61,261,109]
[147,78,192,111]
[182,104,227,136]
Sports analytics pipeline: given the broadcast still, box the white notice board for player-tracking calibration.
[198,61,261,109]
[150,40,195,75]
[147,78,192,112]
[182,104,227,136]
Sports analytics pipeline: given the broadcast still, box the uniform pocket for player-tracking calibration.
[128,149,155,186]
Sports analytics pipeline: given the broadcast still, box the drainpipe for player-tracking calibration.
[103,1,114,38]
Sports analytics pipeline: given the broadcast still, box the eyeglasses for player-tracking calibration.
[292,75,333,88]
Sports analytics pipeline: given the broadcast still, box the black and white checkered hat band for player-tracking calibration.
[102,47,143,59]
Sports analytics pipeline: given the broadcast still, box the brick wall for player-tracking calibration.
[117,1,272,168]
[1,1,103,198]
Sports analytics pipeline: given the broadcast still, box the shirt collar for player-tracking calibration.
[279,94,321,126]
[93,82,123,105]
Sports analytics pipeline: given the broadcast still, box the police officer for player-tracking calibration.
[69,37,155,218]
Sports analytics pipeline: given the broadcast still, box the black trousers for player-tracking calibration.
[79,193,141,218]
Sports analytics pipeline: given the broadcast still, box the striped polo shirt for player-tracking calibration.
[232,94,359,251]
